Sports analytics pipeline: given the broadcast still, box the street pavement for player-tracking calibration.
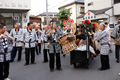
[9,43,120,80]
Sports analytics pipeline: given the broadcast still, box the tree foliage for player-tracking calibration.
[57,8,71,27]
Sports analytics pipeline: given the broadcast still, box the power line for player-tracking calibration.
[48,0,69,10]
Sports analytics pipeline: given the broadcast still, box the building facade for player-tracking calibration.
[37,12,59,28]
[58,0,84,26]
[30,16,41,28]
[78,0,120,28]
[0,0,31,31]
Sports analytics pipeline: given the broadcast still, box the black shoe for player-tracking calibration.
[36,53,39,55]
[106,68,110,70]
[24,64,29,66]
[116,60,120,63]
[98,68,106,71]
[50,69,54,72]
[31,62,37,64]
[42,61,48,63]
[57,68,62,71]
[10,60,14,63]
[17,60,21,62]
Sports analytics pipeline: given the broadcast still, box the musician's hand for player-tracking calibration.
[4,33,12,41]
[47,43,50,46]
[4,32,8,36]
[114,40,117,44]
[91,32,94,34]
[93,53,97,57]
[89,33,92,36]
[41,39,44,43]
[39,30,42,34]
[36,42,38,46]
[0,34,5,39]
[22,43,24,47]
[49,30,53,35]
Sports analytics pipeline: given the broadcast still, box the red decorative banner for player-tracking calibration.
[64,19,74,27]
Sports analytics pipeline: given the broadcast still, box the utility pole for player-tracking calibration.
[46,0,49,25]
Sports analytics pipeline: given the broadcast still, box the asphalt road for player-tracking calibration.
[9,43,120,80]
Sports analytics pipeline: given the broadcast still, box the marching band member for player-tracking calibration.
[63,25,72,57]
[0,23,12,80]
[94,23,110,71]
[105,22,112,52]
[35,25,42,55]
[105,22,111,40]
[47,21,63,72]
[10,23,23,62]
[111,19,120,63]
[64,25,72,34]
[22,22,38,66]
[57,26,64,56]
[41,25,49,63]
[38,27,42,54]
[62,26,66,34]
[57,26,63,36]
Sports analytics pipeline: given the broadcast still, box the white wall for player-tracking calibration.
[76,4,84,17]
[64,4,77,23]
[0,0,31,29]
[0,0,31,10]
[85,0,112,12]
[113,3,120,15]
[76,4,84,25]
[61,3,84,24]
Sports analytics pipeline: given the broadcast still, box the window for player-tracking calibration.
[88,17,90,19]
[94,16,96,18]
[114,0,120,4]
[68,8,72,14]
[0,13,22,32]
[88,2,93,6]
[79,7,84,14]
[91,16,93,19]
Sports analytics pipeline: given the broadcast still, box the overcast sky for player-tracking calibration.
[30,0,75,15]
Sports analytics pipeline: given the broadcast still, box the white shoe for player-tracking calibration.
[4,78,11,80]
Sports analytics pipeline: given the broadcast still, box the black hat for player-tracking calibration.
[50,20,56,24]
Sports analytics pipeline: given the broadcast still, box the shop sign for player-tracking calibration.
[64,19,74,27]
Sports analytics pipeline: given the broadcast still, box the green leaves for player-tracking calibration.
[57,8,71,27]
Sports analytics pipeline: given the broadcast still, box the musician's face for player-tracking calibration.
[14,24,19,29]
[79,27,81,30]
[100,25,104,30]
[29,24,33,30]
[63,27,66,30]
[1,26,6,33]
[67,25,71,31]
[35,26,39,30]
[53,23,56,29]
[44,27,47,31]
[57,26,60,30]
